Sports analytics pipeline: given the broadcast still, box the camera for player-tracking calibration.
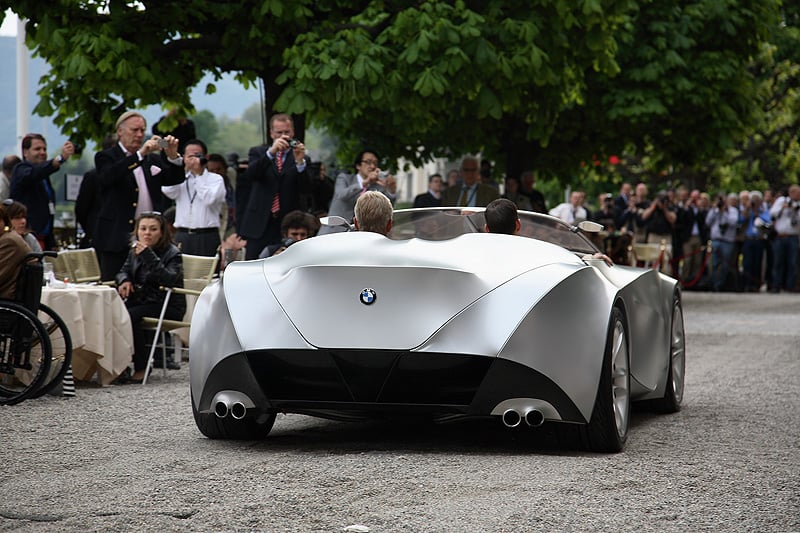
[157,139,169,149]
[288,138,301,148]
[69,137,83,156]
[791,200,800,210]
[281,238,295,248]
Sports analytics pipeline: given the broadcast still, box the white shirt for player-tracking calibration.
[162,168,226,229]
[769,196,800,235]
[549,202,587,223]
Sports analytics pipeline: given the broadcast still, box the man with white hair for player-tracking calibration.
[93,111,185,280]
[442,156,499,207]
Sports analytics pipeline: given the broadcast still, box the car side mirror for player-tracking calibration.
[577,220,604,233]
[319,215,353,231]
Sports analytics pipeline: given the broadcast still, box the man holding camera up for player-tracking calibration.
[9,134,75,250]
[94,111,185,281]
[239,113,310,260]
[162,139,226,257]
[706,193,742,292]
[768,184,800,293]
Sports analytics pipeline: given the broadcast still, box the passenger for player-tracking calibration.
[354,191,393,236]
[115,212,185,384]
[484,198,521,234]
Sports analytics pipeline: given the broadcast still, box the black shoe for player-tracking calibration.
[152,357,181,370]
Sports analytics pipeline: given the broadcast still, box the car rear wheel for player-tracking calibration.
[192,393,276,440]
[581,307,630,453]
[647,294,686,413]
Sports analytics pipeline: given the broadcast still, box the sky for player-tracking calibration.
[1,10,17,36]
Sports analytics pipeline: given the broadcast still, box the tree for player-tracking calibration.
[3,0,632,168]
[2,0,786,187]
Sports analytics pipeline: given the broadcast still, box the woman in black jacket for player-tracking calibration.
[116,212,185,383]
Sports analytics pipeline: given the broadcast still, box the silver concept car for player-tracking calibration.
[190,208,685,452]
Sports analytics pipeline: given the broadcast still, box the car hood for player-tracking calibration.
[223,232,585,350]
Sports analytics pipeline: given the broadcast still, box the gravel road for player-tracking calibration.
[1,291,798,532]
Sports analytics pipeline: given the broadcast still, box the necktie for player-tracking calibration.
[271,191,280,216]
[459,187,468,207]
[272,151,283,216]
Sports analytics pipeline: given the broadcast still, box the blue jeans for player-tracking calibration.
[771,235,799,291]
[710,240,735,291]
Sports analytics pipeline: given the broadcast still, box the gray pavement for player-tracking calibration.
[0,291,798,532]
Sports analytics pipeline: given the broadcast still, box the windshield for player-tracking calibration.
[387,208,600,255]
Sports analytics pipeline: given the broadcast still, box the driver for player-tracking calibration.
[484,199,614,265]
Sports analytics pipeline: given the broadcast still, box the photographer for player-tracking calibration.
[238,113,311,260]
[768,184,800,293]
[258,210,318,258]
[9,134,75,251]
[706,193,742,292]
[161,139,226,257]
[740,191,772,292]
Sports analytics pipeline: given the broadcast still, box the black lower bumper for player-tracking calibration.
[198,349,585,423]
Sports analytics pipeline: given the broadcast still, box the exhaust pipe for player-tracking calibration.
[501,409,522,428]
[524,409,545,427]
[230,402,247,420]
[214,401,229,418]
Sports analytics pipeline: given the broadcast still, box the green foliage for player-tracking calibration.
[4,0,793,193]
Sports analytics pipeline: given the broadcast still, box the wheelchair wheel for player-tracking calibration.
[28,303,72,399]
[0,301,53,405]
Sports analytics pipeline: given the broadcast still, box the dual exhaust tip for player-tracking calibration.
[502,408,545,428]
[214,400,247,420]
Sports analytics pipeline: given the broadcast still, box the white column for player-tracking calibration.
[16,16,29,147]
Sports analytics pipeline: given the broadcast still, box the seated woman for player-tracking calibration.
[115,212,185,384]
[0,201,33,300]
[3,199,43,253]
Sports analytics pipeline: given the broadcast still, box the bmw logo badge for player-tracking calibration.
[360,288,377,305]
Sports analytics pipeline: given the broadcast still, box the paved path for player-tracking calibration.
[1,292,798,532]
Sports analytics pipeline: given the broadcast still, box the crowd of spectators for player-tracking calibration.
[2,114,799,380]
[546,182,800,293]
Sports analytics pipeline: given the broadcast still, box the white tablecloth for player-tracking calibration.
[41,285,134,385]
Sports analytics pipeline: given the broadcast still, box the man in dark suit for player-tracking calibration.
[238,113,311,260]
[413,173,444,208]
[10,134,76,250]
[442,156,499,207]
[94,111,185,281]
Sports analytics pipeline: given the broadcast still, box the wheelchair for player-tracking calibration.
[0,252,73,405]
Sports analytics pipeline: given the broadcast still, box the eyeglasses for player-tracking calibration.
[361,159,379,166]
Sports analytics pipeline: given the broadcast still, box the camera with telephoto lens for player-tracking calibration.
[281,238,295,248]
